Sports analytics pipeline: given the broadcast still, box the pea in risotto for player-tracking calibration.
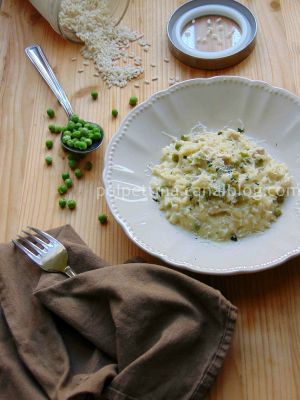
[150,127,292,241]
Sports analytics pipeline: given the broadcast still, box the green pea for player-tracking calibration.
[93,131,102,141]
[70,114,79,123]
[62,135,71,144]
[181,135,189,141]
[256,159,264,167]
[240,152,249,158]
[67,121,76,131]
[45,156,53,166]
[98,214,108,224]
[46,140,53,150]
[274,208,282,217]
[54,126,62,134]
[232,171,239,179]
[58,185,68,195]
[48,124,56,133]
[67,200,77,210]
[112,108,118,118]
[78,141,87,150]
[62,172,70,181]
[74,141,82,149]
[91,90,98,100]
[65,178,73,188]
[67,140,74,148]
[72,131,82,139]
[175,143,182,151]
[59,198,67,209]
[84,138,93,146]
[68,159,78,170]
[80,128,89,137]
[129,96,138,106]
[47,108,55,118]
[74,168,83,179]
[93,129,100,136]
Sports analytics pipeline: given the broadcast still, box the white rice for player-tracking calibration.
[59,0,144,88]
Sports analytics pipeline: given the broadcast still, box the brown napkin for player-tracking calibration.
[0,225,237,400]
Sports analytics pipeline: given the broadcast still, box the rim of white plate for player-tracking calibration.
[103,76,300,275]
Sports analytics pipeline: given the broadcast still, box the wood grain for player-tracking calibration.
[0,0,300,399]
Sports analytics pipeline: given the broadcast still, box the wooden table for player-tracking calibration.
[1,0,299,398]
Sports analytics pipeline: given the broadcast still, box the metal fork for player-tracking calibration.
[12,227,77,278]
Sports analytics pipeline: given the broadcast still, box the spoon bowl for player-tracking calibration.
[60,121,104,155]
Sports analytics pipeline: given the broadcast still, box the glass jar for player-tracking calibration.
[29,0,130,42]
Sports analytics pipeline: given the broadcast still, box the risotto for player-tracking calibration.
[151,127,292,241]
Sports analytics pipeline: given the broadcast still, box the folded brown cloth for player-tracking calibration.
[0,225,237,400]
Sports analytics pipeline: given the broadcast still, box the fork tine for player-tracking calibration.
[12,239,40,264]
[22,230,48,248]
[18,235,46,255]
[28,227,58,246]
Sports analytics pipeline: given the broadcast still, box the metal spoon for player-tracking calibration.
[25,45,104,155]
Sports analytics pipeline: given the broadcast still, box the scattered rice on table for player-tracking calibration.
[59,0,145,88]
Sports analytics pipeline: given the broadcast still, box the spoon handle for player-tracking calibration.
[25,45,74,119]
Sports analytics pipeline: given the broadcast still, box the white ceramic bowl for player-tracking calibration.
[103,77,300,275]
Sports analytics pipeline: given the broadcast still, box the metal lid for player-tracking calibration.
[167,0,257,70]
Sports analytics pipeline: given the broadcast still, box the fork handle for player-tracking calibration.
[64,266,77,278]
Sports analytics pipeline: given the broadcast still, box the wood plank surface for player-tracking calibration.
[0,0,300,399]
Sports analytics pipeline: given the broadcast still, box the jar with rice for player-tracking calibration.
[28,0,130,42]
[27,0,145,88]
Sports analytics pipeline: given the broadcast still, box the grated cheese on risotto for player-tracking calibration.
[59,0,144,88]
[151,127,292,241]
